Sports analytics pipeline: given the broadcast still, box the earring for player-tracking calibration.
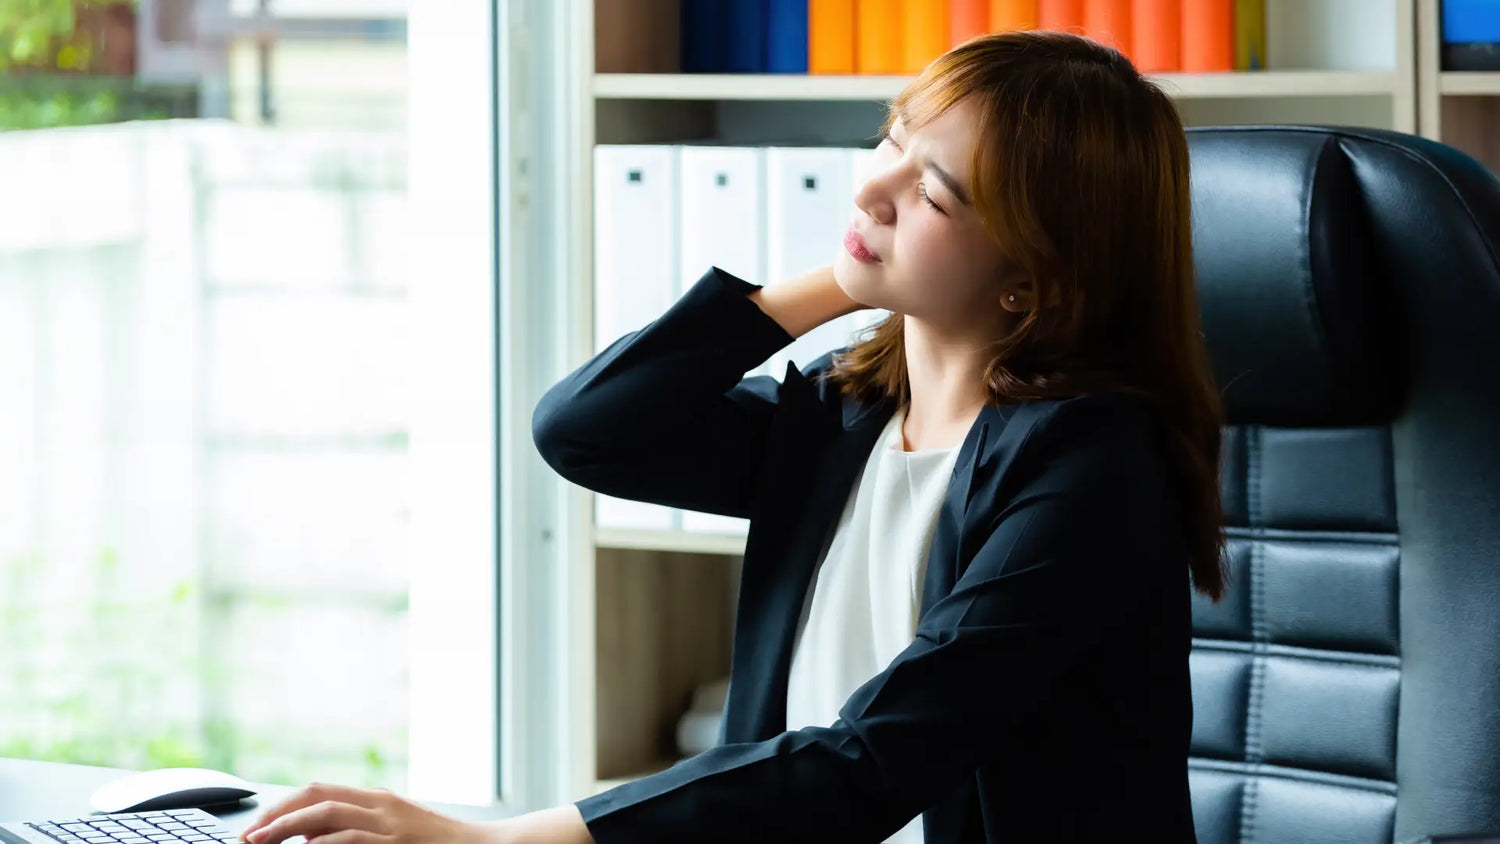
[1007,294,1017,303]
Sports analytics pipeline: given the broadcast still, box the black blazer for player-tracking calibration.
[532,268,1198,843]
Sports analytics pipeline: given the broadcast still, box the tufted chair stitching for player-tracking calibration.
[1242,425,1267,843]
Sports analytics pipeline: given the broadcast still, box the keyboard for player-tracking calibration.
[0,810,239,844]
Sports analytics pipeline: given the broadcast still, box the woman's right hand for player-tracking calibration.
[748,265,870,339]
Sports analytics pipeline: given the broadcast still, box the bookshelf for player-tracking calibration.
[594,70,1405,101]
[565,0,1427,798]
[1417,0,1500,171]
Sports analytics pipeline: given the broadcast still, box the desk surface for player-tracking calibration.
[0,759,513,835]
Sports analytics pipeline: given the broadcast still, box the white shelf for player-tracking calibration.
[590,759,677,795]
[1440,72,1500,95]
[595,527,748,555]
[592,71,1401,102]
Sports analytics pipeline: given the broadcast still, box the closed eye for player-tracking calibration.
[917,183,946,215]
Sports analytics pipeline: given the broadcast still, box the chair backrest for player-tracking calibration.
[1185,125,1500,844]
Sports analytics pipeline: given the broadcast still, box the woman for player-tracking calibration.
[241,30,1225,844]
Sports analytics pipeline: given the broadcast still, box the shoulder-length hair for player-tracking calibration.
[828,30,1228,601]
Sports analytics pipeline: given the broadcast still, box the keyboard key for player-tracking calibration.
[61,825,92,833]
[182,835,211,842]
[119,836,150,843]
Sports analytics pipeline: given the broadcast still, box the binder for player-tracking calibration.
[1181,0,1233,71]
[810,0,857,73]
[724,0,769,73]
[767,0,810,72]
[592,145,683,532]
[856,0,904,74]
[764,148,856,382]
[1083,0,1131,54]
[1132,0,1181,72]
[678,146,767,535]
[902,0,950,73]
[681,0,726,73]
[1233,0,1266,71]
[950,0,989,47]
[1037,0,1084,33]
[990,0,1039,32]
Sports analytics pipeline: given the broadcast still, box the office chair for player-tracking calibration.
[1184,125,1500,843]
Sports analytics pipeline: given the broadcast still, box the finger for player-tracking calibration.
[250,802,386,844]
[242,785,387,840]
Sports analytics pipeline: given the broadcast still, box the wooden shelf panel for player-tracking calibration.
[1441,72,1500,96]
[596,527,748,555]
[593,71,1401,102]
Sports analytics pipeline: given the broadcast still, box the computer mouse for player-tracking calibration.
[89,768,257,814]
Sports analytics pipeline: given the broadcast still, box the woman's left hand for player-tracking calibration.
[239,782,494,844]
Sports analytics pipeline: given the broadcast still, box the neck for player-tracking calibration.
[900,317,992,451]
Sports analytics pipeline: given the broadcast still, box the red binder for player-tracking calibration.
[1181,0,1233,72]
[1084,0,1131,54]
[1133,0,1182,72]
[951,0,989,47]
[1037,0,1084,34]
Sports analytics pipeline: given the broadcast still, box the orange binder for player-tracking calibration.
[990,0,1039,32]
[950,0,989,46]
[1132,0,1181,72]
[810,0,857,74]
[1181,0,1233,72]
[903,0,950,73]
[856,0,904,74]
[1084,0,1131,54]
[1037,0,1084,33]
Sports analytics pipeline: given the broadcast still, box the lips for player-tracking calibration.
[843,228,881,263]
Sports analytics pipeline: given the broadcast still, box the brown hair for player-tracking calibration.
[828,30,1228,601]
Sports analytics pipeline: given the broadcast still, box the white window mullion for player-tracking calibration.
[406,0,499,806]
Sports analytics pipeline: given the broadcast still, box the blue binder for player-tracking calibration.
[766,0,809,73]
[723,0,769,73]
[1441,0,1500,70]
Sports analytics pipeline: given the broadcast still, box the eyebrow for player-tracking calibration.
[925,159,971,207]
[891,111,972,207]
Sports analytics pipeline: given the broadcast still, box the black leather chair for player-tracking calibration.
[1185,125,1500,844]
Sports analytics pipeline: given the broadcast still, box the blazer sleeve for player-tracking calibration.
[531,266,795,517]
[574,394,1182,843]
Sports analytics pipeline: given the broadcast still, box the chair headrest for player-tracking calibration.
[1187,128,1400,426]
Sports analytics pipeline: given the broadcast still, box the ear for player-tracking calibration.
[1000,279,1035,314]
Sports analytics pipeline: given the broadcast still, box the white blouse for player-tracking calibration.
[785,408,961,844]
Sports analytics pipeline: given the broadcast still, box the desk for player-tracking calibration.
[0,759,514,836]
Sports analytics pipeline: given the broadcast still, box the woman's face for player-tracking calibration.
[834,98,1022,334]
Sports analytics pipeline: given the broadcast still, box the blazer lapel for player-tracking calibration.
[722,363,894,742]
[920,404,1023,618]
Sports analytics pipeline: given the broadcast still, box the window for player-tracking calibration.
[0,0,428,792]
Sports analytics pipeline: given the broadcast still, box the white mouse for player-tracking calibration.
[89,767,257,814]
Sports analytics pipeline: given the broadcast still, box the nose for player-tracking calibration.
[854,157,897,226]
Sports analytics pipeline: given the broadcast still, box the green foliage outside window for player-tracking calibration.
[0,0,195,129]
